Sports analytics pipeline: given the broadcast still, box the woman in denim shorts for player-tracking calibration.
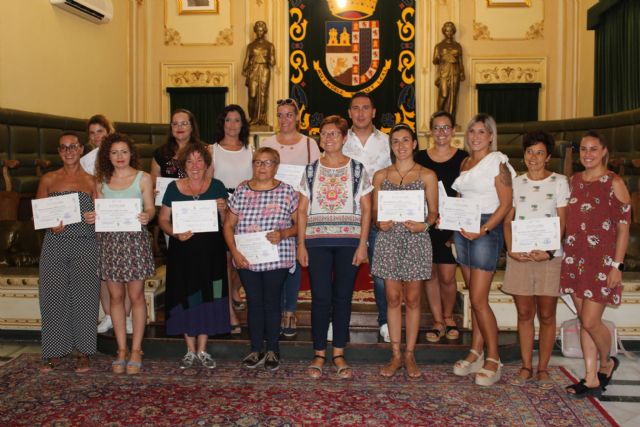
[450,114,515,386]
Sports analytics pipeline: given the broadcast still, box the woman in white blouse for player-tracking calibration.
[451,114,515,386]
[502,131,569,388]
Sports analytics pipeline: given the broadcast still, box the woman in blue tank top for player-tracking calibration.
[85,133,156,375]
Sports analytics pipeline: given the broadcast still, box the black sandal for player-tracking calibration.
[597,356,619,390]
[565,379,585,394]
[569,381,603,399]
[425,324,445,343]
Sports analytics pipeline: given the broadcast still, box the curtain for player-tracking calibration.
[593,0,640,115]
[476,83,541,123]
[166,87,228,144]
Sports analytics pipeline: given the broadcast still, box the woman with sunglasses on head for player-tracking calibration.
[415,111,468,343]
[261,98,320,338]
[223,147,299,371]
[85,133,156,375]
[372,124,438,379]
[209,104,254,335]
[562,131,630,398]
[37,132,100,373]
[451,114,515,386]
[298,115,372,380]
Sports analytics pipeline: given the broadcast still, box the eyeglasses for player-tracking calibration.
[58,144,81,152]
[277,98,296,106]
[171,121,191,128]
[432,125,452,133]
[276,112,296,120]
[320,130,342,139]
[253,159,277,167]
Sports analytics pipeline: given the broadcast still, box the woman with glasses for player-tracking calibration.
[372,124,438,379]
[451,114,515,386]
[85,133,156,375]
[298,115,372,380]
[151,109,202,182]
[415,111,468,343]
[261,98,320,338]
[223,147,299,371]
[209,104,254,335]
[37,132,100,373]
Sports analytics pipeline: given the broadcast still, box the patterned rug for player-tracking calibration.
[0,354,618,426]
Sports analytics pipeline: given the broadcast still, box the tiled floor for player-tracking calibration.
[1,343,638,426]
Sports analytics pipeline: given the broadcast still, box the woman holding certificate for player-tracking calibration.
[502,131,569,387]
[297,115,372,380]
[261,98,320,338]
[210,104,253,335]
[371,124,438,378]
[37,132,100,373]
[223,147,299,371]
[415,111,468,342]
[159,143,230,369]
[451,114,515,386]
[88,133,156,375]
[561,131,630,398]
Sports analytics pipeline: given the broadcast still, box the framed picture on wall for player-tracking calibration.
[177,0,219,15]
[486,0,530,6]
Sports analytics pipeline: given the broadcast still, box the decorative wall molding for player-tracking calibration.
[473,20,492,40]
[525,20,544,39]
[164,27,182,46]
[213,27,234,45]
[469,57,547,119]
[161,62,236,118]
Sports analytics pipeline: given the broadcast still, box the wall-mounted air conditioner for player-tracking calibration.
[50,0,113,24]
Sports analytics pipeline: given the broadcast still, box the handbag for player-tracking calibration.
[560,317,618,358]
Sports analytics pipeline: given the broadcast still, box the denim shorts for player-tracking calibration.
[453,214,504,272]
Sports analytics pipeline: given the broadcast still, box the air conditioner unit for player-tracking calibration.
[50,0,113,24]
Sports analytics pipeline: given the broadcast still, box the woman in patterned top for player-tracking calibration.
[502,131,569,388]
[223,147,299,372]
[561,131,630,398]
[298,115,372,380]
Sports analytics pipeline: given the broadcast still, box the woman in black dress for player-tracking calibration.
[415,111,468,342]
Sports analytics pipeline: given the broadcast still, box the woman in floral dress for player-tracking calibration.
[561,131,631,398]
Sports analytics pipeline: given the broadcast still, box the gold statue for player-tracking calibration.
[433,22,465,121]
[243,21,276,128]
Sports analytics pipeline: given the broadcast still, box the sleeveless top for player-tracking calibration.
[153,146,186,178]
[415,149,468,197]
[211,143,253,190]
[101,171,143,202]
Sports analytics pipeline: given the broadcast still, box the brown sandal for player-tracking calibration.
[380,346,403,378]
[75,353,91,373]
[404,351,421,379]
[40,357,62,373]
[126,350,144,375]
[112,348,128,374]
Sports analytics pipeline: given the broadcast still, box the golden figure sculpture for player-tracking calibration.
[433,22,465,121]
[243,21,276,128]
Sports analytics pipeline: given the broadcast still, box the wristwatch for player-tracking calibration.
[546,250,555,260]
[611,261,625,272]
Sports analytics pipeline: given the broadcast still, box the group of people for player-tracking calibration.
[37,92,630,395]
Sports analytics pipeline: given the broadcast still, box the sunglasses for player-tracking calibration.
[276,98,296,106]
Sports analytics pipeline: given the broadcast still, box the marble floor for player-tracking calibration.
[0,342,638,426]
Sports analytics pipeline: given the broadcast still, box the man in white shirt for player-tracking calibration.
[342,92,392,342]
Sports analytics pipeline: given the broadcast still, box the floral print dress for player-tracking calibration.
[560,172,631,305]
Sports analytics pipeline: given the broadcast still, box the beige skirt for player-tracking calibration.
[502,256,562,297]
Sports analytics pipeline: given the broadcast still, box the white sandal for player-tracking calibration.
[475,357,503,386]
[453,349,484,376]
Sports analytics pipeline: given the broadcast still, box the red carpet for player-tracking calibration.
[0,354,619,426]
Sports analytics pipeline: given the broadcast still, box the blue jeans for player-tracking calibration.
[307,246,359,350]
[280,262,301,313]
[368,227,387,326]
[238,268,288,353]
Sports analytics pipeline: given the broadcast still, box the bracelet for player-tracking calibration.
[546,250,555,260]
[423,223,431,233]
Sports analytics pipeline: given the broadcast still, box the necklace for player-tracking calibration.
[394,162,416,185]
[187,177,207,200]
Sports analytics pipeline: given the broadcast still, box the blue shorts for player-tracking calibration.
[453,214,504,272]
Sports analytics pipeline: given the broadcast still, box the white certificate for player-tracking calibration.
[95,198,141,232]
[172,200,218,233]
[275,164,306,190]
[511,216,561,253]
[79,148,98,175]
[32,193,82,230]
[377,190,424,222]
[155,177,178,206]
[438,181,448,210]
[438,197,481,233]
[234,231,280,265]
